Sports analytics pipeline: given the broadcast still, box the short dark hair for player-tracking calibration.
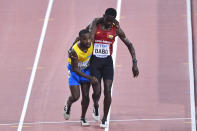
[79,29,89,37]
[105,8,117,18]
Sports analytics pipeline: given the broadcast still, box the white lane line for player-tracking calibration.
[110,118,191,122]
[105,0,122,131]
[0,117,191,126]
[17,0,54,131]
[186,0,196,131]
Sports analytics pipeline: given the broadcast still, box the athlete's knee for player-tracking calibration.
[72,94,80,102]
[104,85,112,97]
[104,79,113,88]
[93,90,101,98]
[104,90,111,97]
[92,85,101,97]
[83,93,90,100]
[82,96,90,104]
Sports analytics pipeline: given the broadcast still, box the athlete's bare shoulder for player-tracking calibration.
[91,17,104,25]
[113,19,125,38]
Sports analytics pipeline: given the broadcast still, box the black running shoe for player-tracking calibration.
[64,105,71,120]
[100,119,107,128]
[80,118,90,127]
[92,106,100,121]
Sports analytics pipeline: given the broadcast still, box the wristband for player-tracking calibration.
[132,58,137,63]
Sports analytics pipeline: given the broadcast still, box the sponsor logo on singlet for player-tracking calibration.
[108,35,114,39]
[77,54,91,69]
[78,60,90,70]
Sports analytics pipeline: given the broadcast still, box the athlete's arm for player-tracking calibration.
[115,20,139,77]
[87,17,103,42]
[70,50,98,84]
[68,18,102,53]
[70,49,90,79]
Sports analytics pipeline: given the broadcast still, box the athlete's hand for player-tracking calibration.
[113,19,120,29]
[132,64,139,77]
[90,76,98,85]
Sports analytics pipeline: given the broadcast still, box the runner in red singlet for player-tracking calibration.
[87,8,139,128]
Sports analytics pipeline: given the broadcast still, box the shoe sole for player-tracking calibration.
[81,123,90,127]
[100,124,108,128]
[64,113,70,120]
[81,120,90,127]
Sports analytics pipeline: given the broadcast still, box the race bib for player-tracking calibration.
[93,43,110,58]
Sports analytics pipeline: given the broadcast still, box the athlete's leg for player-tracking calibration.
[90,56,103,121]
[80,82,90,119]
[100,56,114,126]
[66,85,80,106]
[102,79,113,121]
[66,64,81,107]
[64,85,80,120]
[92,80,101,107]
[79,68,91,126]
[90,56,102,108]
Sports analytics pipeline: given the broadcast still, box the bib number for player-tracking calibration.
[93,43,110,58]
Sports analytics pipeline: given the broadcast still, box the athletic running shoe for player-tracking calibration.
[80,118,90,127]
[100,120,108,128]
[64,105,71,120]
[92,106,100,121]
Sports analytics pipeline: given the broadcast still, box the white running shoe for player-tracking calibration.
[64,105,71,120]
[80,118,90,127]
[92,106,100,121]
[100,120,108,128]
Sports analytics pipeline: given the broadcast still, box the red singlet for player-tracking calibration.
[93,24,116,58]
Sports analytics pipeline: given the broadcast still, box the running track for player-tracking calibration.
[0,0,196,131]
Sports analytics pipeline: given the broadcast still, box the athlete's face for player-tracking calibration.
[103,15,115,29]
[80,33,91,48]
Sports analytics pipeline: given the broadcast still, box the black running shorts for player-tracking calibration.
[90,55,114,81]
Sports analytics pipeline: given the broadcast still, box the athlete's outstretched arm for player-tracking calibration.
[69,50,98,84]
[68,18,102,53]
[115,21,139,77]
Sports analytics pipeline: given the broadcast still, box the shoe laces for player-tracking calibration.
[64,105,71,114]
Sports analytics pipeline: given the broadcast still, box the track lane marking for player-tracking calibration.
[25,66,44,70]
[0,117,191,126]
[105,0,122,131]
[17,0,54,131]
[186,0,196,131]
